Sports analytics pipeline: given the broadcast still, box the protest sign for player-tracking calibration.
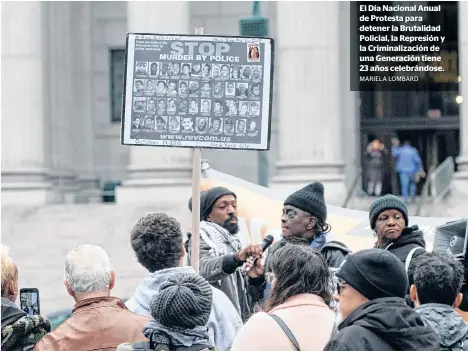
[121,33,274,150]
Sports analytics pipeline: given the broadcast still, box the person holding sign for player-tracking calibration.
[187,187,264,322]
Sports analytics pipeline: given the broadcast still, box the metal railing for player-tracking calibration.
[416,157,455,216]
[342,168,363,208]
[430,157,456,201]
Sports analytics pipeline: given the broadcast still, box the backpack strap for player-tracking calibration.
[270,314,300,351]
[405,247,425,273]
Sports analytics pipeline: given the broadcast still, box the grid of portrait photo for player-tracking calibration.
[131,60,263,138]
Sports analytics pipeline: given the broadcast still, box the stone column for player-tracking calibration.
[1,2,52,205]
[44,2,78,203]
[454,1,468,195]
[270,2,347,204]
[117,1,193,204]
[70,1,100,203]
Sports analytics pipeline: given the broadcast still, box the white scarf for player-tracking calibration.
[199,221,242,257]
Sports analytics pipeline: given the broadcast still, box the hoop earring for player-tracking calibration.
[373,231,377,238]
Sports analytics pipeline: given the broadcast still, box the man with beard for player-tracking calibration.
[186,187,263,322]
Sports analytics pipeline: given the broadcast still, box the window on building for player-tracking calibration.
[110,49,126,123]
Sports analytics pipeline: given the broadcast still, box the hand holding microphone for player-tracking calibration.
[242,235,274,277]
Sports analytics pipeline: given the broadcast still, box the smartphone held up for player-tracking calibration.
[20,288,40,316]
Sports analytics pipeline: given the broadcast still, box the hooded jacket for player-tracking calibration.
[380,225,426,267]
[324,297,439,351]
[125,266,243,351]
[1,297,51,351]
[415,303,468,350]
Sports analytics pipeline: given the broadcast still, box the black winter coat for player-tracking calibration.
[324,297,439,351]
[381,225,427,268]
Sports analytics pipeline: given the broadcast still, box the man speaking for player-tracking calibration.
[187,187,263,322]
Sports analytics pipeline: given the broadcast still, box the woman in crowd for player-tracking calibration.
[231,244,335,351]
[1,245,51,350]
[369,194,426,270]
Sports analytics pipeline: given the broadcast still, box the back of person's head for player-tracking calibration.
[130,213,184,272]
[337,248,408,300]
[150,273,213,329]
[1,244,18,301]
[265,244,332,311]
[411,252,464,307]
[64,244,114,298]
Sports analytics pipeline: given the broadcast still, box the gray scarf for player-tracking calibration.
[143,320,214,348]
[199,221,247,318]
[199,221,242,257]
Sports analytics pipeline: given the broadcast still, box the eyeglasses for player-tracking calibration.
[266,272,276,284]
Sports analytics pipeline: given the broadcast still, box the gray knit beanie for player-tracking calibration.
[150,273,213,329]
[284,182,327,224]
[369,195,408,230]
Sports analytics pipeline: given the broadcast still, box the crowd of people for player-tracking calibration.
[2,182,468,350]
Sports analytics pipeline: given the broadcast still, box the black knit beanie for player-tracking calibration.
[284,182,327,224]
[369,195,408,229]
[188,187,236,221]
[337,248,408,300]
[150,273,213,329]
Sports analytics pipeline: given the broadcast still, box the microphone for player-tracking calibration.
[244,235,274,272]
